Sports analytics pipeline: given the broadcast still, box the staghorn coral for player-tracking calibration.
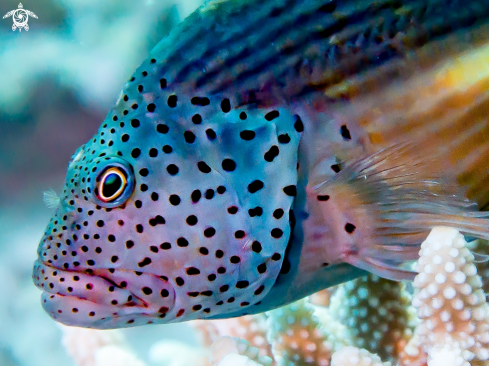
[331,346,391,366]
[412,227,489,365]
[60,325,147,366]
[267,298,333,366]
[329,275,415,362]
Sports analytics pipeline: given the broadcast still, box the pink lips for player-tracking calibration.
[32,260,176,329]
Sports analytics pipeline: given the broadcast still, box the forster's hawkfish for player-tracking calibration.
[33,0,489,329]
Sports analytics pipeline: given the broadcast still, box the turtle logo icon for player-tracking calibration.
[3,3,37,32]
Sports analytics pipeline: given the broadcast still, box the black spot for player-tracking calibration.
[197,161,211,173]
[340,125,351,140]
[254,285,265,295]
[142,287,152,295]
[139,168,149,177]
[186,267,200,275]
[205,189,214,199]
[131,148,141,158]
[206,129,216,140]
[227,206,238,214]
[175,277,184,286]
[160,289,169,297]
[160,242,171,250]
[96,220,104,228]
[280,258,291,274]
[108,235,116,242]
[294,115,304,132]
[150,246,158,252]
[215,250,224,258]
[257,263,267,273]
[135,200,142,208]
[345,223,356,234]
[219,285,229,292]
[150,192,158,201]
[204,227,216,238]
[248,180,264,193]
[222,159,236,171]
[273,208,284,219]
[126,240,134,249]
[240,130,255,140]
[271,228,283,238]
[191,96,210,106]
[191,190,202,203]
[230,256,241,263]
[331,164,341,173]
[177,237,189,247]
[147,103,156,113]
[186,215,198,226]
[236,280,249,289]
[131,103,138,110]
[239,111,247,120]
[315,195,330,202]
[192,114,202,124]
[121,134,130,142]
[192,305,202,311]
[184,131,196,143]
[162,145,173,153]
[264,110,279,121]
[217,186,226,194]
[278,133,291,143]
[199,247,208,255]
[283,185,297,196]
[149,148,158,157]
[136,224,144,233]
[248,207,263,217]
[87,260,95,266]
[157,124,169,134]
[169,195,181,206]
[167,95,177,107]
[251,241,262,253]
[208,274,216,281]
[264,145,279,162]
[166,164,179,176]
[221,99,231,112]
[160,78,167,88]
[271,253,282,261]
[131,119,140,128]
[235,230,245,239]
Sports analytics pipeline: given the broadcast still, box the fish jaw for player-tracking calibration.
[32,260,176,329]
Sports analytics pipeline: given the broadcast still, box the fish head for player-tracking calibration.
[33,61,302,328]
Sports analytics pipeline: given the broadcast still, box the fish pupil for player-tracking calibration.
[102,173,122,198]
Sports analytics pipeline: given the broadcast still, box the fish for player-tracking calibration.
[32,0,489,329]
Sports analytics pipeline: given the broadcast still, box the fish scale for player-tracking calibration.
[33,0,489,329]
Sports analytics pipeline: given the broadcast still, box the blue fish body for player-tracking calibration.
[33,0,489,328]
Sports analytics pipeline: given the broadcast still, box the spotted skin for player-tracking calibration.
[33,0,489,328]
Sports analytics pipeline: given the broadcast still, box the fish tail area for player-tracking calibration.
[309,143,489,281]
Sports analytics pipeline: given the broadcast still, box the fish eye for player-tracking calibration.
[97,167,127,202]
[88,157,135,208]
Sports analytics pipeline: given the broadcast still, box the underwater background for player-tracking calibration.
[3,0,489,365]
[0,0,203,365]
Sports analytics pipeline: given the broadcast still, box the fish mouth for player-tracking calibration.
[32,260,176,329]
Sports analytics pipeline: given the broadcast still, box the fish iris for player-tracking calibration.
[98,168,127,202]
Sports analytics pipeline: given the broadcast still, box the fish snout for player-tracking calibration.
[32,260,176,329]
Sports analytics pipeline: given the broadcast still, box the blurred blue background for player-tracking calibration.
[0,0,204,364]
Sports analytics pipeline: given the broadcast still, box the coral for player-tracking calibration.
[149,339,208,366]
[267,298,333,366]
[331,346,391,366]
[60,325,146,366]
[210,336,273,366]
[329,275,415,361]
[412,227,489,365]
